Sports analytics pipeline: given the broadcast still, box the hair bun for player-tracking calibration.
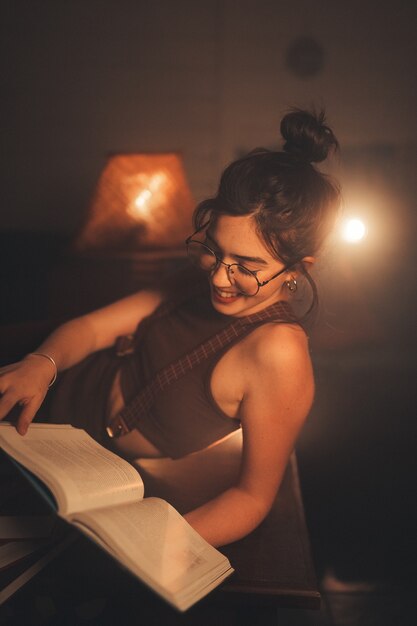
[280,108,338,163]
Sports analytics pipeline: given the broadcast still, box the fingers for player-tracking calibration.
[0,385,45,435]
[0,366,24,420]
[0,389,20,421]
[16,397,44,436]
[0,361,48,432]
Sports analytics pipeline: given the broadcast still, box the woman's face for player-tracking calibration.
[205,214,289,317]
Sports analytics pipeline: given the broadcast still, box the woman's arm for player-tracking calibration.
[184,324,314,547]
[0,289,163,434]
[34,289,163,369]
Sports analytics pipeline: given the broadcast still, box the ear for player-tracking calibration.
[289,256,315,276]
[301,256,315,270]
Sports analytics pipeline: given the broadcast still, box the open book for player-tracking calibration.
[0,423,233,611]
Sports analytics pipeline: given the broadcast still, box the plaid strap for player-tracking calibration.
[106,300,297,439]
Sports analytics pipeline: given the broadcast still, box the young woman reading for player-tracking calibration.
[0,109,340,547]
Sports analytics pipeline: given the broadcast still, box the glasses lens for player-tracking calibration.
[187,241,217,271]
[229,265,259,296]
[186,241,260,296]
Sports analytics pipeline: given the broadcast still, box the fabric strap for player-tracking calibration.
[106,300,298,439]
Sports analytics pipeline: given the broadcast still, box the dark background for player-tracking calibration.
[1,1,416,624]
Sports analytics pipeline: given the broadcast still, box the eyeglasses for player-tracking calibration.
[185,225,290,297]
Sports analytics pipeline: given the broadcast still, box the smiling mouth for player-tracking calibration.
[215,289,238,298]
[211,286,242,301]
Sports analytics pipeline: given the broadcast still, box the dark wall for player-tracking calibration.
[2,0,417,232]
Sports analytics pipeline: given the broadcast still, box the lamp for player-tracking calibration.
[74,153,195,254]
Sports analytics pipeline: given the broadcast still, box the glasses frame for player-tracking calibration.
[185,222,294,297]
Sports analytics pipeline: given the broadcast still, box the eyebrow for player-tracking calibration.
[205,232,268,266]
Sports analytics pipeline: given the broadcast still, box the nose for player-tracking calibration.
[210,261,233,288]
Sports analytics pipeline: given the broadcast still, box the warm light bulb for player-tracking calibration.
[135,189,152,208]
[342,218,367,243]
[126,189,153,219]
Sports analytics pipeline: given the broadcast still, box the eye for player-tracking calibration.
[235,264,258,277]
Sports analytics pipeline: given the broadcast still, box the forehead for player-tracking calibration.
[208,214,275,261]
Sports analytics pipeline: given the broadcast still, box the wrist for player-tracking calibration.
[25,353,58,388]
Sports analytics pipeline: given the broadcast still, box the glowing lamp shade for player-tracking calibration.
[341,218,367,244]
[75,153,195,252]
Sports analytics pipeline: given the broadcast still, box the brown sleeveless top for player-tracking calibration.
[44,283,299,459]
[116,287,299,458]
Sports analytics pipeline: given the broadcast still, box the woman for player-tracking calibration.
[0,109,340,547]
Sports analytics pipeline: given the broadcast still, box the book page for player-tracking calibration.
[72,497,233,610]
[0,424,144,516]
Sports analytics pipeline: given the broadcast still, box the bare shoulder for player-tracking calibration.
[238,320,314,421]
[243,320,311,373]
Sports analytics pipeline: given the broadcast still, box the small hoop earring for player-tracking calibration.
[285,276,297,293]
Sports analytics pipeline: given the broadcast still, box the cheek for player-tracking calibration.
[258,279,283,298]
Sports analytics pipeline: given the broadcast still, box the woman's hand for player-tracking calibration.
[0,355,55,435]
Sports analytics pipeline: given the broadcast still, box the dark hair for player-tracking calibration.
[193,108,340,315]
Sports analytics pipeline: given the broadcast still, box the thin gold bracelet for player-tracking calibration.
[28,353,58,388]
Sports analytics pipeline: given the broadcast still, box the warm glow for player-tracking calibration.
[130,189,152,217]
[74,153,195,251]
[341,218,367,243]
[149,173,166,191]
[135,189,152,208]
[127,172,168,220]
